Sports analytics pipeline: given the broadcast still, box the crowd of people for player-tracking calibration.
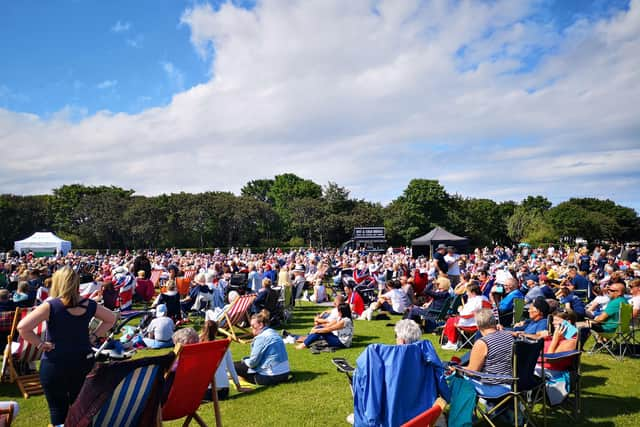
[1,241,639,425]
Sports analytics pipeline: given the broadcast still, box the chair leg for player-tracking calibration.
[182,415,194,427]
[191,413,208,427]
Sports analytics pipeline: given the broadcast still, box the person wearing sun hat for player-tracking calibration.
[500,296,549,339]
[143,304,175,348]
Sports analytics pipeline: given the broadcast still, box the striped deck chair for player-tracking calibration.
[65,352,175,427]
[1,308,47,398]
[183,269,197,281]
[218,294,256,343]
[149,270,162,288]
[162,339,231,426]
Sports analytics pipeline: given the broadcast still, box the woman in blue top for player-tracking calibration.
[500,296,549,339]
[233,310,290,386]
[18,266,116,425]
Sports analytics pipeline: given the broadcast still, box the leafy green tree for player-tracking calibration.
[241,179,275,204]
[521,195,552,212]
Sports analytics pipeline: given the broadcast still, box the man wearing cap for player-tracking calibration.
[143,304,175,348]
[444,246,460,287]
[433,244,448,276]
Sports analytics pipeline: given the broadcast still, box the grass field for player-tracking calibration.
[2,302,640,426]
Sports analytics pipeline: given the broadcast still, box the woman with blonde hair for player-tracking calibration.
[17,266,116,426]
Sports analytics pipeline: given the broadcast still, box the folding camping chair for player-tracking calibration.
[1,308,47,398]
[217,294,257,343]
[333,340,451,427]
[65,352,175,427]
[454,300,494,349]
[589,303,633,360]
[454,337,546,427]
[176,277,192,297]
[162,339,231,427]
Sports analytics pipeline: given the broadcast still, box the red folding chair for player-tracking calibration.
[401,399,446,427]
[162,339,231,426]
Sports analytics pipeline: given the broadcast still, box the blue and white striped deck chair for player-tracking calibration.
[66,352,175,427]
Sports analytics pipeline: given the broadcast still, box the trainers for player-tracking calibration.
[441,342,459,351]
[346,413,354,425]
[281,329,290,338]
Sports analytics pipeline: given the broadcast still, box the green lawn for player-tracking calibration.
[2,303,640,426]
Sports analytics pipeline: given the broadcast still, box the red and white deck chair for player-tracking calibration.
[218,294,257,343]
[149,270,162,288]
[1,308,48,398]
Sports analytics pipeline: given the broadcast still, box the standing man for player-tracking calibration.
[445,246,460,287]
[433,244,449,277]
[132,250,152,280]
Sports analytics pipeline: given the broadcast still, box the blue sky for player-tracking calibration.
[0,0,638,212]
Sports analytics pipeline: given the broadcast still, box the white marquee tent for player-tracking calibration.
[14,232,72,256]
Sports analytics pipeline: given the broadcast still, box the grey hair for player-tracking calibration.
[475,308,497,330]
[394,319,422,344]
[172,327,199,345]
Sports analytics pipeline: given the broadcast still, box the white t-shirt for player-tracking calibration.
[383,289,410,313]
[445,254,461,276]
[630,295,640,311]
[457,295,489,327]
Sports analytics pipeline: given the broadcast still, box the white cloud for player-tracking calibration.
[1,0,639,212]
[111,20,131,33]
[96,80,118,89]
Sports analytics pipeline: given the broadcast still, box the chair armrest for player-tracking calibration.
[543,350,581,361]
[332,357,355,373]
[453,366,516,383]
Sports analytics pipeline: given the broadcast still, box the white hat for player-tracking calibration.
[156,304,167,317]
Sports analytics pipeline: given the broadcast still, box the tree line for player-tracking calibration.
[1,174,638,250]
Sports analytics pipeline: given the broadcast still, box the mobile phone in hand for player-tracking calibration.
[561,320,578,339]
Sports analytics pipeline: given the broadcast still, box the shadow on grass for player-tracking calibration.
[0,382,23,398]
[226,371,326,401]
[579,391,640,420]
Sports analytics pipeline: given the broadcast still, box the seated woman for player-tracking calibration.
[309,278,327,303]
[12,282,29,307]
[441,283,489,350]
[344,284,364,318]
[199,320,253,400]
[536,310,579,405]
[152,281,181,320]
[234,310,290,386]
[499,296,549,339]
[143,304,175,349]
[463,308,515,396]
[251,278,279,314]
[294,303,354,350]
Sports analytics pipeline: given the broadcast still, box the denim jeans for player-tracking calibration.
[40,357,94,425]
[303,332,344,348]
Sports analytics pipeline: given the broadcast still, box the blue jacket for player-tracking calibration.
[499,289,524,312]
[243,327,290,376]
[353,340,451,427]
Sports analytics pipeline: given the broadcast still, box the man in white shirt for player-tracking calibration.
[445,247,461,286]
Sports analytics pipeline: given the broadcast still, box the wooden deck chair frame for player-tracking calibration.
[0,402,15,426]
[162,339,231,427]
[218,294,256,343]
[1,307,47,398]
